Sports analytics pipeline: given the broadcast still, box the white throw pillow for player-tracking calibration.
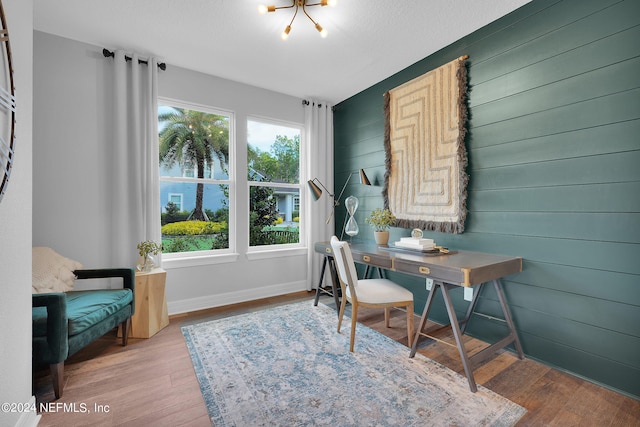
[32,247,83,294]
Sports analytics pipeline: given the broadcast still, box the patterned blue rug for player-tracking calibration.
[182,301,526,426]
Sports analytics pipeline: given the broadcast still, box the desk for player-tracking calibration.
[314,241,525,392]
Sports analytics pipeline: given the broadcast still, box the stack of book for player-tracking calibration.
[394,237,435,251]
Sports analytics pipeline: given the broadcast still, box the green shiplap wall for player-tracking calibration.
[332,0,640,398]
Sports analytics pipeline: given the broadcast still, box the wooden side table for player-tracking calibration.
[120,268,169,338]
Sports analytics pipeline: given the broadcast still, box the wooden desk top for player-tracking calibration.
[314,241,522,287]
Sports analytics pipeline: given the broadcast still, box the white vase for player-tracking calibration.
[374,230,390,245]
[137,254,157,272]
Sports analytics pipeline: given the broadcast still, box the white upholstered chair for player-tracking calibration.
[330,236,414,352]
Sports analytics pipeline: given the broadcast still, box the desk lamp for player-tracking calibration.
[307,168,371,226]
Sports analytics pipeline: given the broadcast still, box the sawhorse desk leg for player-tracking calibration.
[363,265,385,279]
[409,279,524,392]
[313,255,341,317]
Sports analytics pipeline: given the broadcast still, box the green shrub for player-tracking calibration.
[161,220,227,236]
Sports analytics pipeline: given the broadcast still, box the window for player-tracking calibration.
[293,196,300,214]
[168,193,183,211]
[247,118,303,248]
[159,101,233,256]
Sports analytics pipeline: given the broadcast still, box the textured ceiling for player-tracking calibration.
[33,0,531,104]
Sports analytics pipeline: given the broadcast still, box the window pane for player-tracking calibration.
[161,183,229,252]
[247,120,300,184]
[159,103,232,255]
[249,186,300,246]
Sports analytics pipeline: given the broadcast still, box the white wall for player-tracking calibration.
[33,32,310,314]
[0,0,37,426]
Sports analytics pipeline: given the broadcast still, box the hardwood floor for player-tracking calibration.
[34,291,639,426]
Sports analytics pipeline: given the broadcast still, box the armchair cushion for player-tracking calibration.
[32,247,83,293]
[32,290,133,337]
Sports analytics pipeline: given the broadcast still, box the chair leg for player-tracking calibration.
[50,362,64,399]
[349,304,358,352]
[384,307,390,328]
[337,292,347,333]
[121,318,131,346]
[406,302,414,348]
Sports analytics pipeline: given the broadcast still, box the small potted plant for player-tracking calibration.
[137,240,161,272]
[364,208,396,245]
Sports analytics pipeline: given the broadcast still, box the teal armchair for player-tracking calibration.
[32,268,135,399]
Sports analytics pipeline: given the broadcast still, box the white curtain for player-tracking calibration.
[110,51,161,268]
[305,100,334,290]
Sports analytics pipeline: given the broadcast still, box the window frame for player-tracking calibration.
[158,97,237,264]
[246,116,306,254]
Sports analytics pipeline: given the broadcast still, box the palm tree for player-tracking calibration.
[159,108,229,221]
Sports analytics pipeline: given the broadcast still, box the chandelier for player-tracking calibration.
[258,0,337,40]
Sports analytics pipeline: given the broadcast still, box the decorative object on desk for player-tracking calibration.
[364,207,395,245]
[181,301,526,426]
[411,228,423,239]
[308,168,371,225]
[342,195,359,239]
[394,236,435,251]
[136,240,161,272]
[383,55,469,234]
[374,231,389,245]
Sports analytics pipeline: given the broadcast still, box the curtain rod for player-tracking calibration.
[102,48,166,71]
[302,100,324,107]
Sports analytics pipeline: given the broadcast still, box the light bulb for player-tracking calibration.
[258,4,276,14]
[281,25,291,40]
[315,23,328,38]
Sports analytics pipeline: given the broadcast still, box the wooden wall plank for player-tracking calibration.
[472,58,640,128]
[470,1,639,88]
[470,89,640,148]
[480,285,640,338]
[471,120,640,168]
[471,151,640,189]
[467,212,640,243]
[472,23,640,105]
[469,182,640,212]
[513,262,639,304]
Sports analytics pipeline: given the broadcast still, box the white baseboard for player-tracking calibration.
[167,280,308,315]
[14,396,41,427]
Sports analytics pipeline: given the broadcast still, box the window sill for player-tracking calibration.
[162,252,240,269]
[246,246,308,261]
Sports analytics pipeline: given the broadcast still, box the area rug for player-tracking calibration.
[181,301,525,426]
[383,55,469,233]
